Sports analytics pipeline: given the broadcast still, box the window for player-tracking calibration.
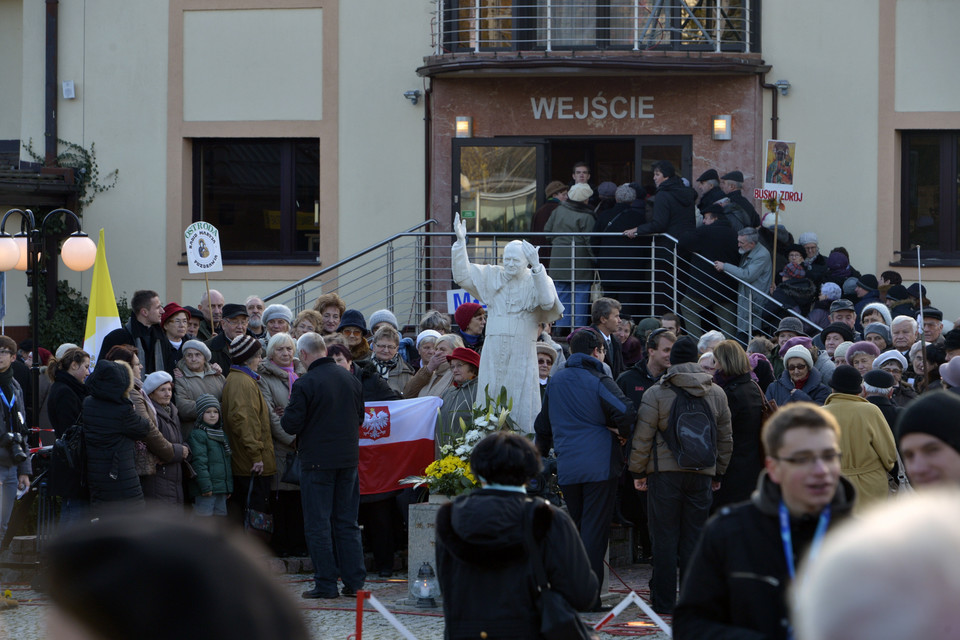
[194,139,319,261]
[901,131,960,258]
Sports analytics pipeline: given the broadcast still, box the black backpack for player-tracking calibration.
[658,386,718,470]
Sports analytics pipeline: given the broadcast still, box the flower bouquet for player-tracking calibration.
[402,385,518,497]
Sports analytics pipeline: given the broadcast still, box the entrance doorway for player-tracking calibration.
[452,135,691,230]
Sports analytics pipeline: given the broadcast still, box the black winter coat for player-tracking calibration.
[677,216,740,301]
[711,373,764,509]
[281,357,364,469]
[697,185,725,214]
[83,360,151,505]
[635,176,697,238]
[592,202,646,285]
[436,490,597,639]
[47,370,88,438]
[673,473,856,640]
[725,190,761,228]
[352,360,401,402]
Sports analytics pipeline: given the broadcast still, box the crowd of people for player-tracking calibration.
[3,161,959,636]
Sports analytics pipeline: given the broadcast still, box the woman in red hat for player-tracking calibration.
[159,303,191,376]
[436,347,481,457]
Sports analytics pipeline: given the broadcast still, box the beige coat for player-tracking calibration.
[822,392,897,514]
[403,362,454,399]
[221,368,276,477]
[174,360,226,424]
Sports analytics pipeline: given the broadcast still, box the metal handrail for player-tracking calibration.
[261,219,438,303]
[431,0,754,54]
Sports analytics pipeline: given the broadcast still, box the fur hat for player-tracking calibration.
[775,317,807,337]
[446,347,481,370]
[454,302,484,331]
[229,334,262,365]
[831,365,863,395]
[368,309,399,331]
[896,391,960,454]
[142,370,173,396]
[783,345,814,371]
[873,350,907,371]
[820,322,855,344]
[568,183,593,203]
[262,304,293,327]
[182,339,212,362]
[845,341,881,365]
[337,309,367,333]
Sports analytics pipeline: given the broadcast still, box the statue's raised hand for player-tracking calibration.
[521,240,541,270]
[454,213,467,245]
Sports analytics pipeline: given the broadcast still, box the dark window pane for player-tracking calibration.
[294,141,320,253]
[905,134,941,251]
[200,141,283,252]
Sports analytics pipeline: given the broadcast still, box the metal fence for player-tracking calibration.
[262,222,821,342]
[432,0,755,54]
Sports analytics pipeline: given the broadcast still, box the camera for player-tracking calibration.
[0,432,27,465]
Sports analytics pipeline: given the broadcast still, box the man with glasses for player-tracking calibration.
[205,304,251,374]
[673,403,855,639]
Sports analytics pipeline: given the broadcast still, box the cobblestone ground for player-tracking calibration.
[0,564,670,639]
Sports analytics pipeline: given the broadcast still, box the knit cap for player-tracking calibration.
[143,370,173,396]
[831,365,863,395]
[568,183,593,203]
[229,334,261,365]
[262,304,293,326]
[182,339,212,362]
[195,394,221,425]
[798,232,818,246]
[783,345,814,371]
[368,309,399,331]
[862,323,892,347]
[896,391,960,455]
[454,302,483,331]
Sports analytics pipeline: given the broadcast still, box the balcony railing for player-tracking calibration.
[433,0,757,55]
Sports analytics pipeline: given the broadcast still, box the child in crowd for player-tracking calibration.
[187,394,232,517]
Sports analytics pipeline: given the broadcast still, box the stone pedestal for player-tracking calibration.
[406,501,444,605]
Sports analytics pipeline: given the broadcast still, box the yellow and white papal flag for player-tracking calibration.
[82,229,121,367]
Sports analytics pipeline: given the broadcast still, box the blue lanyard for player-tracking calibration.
[778,501,830,581]
[0,388,15,432]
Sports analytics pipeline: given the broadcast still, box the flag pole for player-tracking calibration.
[916,245,929,390]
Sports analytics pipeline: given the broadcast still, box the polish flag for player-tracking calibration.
[359,396,443,495]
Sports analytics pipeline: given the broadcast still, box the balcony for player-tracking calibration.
[422,1,762,77]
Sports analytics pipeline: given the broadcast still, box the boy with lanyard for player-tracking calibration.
[672,403,856,640]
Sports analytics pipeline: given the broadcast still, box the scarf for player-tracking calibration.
[460,331,481,346]
[197,423,232,456]
[374,353,401,379]
[231,365,260,381]
[278,363,298,393]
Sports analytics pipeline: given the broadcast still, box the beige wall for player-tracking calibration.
[183,8,324,122]
[760,0,880,274]
[337,0,432,257]
[895,0,960,112]
[0,0,23,141]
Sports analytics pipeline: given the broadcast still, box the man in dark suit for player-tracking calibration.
[591,297,625,379]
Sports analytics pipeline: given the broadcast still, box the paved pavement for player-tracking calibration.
[0,562,671,639]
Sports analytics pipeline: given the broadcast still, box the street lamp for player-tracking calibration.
[0,208,97,431]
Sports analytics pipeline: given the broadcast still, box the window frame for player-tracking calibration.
[899,130,960,261]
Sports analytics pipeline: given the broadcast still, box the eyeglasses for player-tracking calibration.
[537,358,553,365]
[374,343,398,351]
[775,450,842,467]
[341,328,363,337]
[787,363,809,371]
[169,318,188,326]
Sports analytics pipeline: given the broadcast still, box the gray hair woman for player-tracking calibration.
[257,332,306,557]
[141,371,188,506]
[370,326,416,397]
[174,339,226,426]
[404,333,462,398]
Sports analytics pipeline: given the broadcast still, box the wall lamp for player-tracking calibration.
[455,116,473,138]
[712,115,732,141]
[403,90,422,106]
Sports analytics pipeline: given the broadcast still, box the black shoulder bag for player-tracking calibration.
[522,499,599,640]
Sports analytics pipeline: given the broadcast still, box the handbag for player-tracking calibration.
[589,270,603,303]
[244,477,274,533]
[889,447,913,496]
[522,500,598,640]
[280,451,301,486]
[134,440,159,476]
[754,380,778,424]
